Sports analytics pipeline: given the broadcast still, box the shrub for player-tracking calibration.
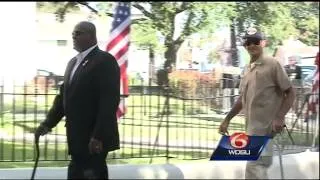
[168,70,217,99]
[168,70,222,114]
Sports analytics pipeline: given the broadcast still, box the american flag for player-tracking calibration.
[106,2,130,119]
[305,52,319,120]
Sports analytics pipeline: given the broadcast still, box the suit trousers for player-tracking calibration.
[67,151,109,179]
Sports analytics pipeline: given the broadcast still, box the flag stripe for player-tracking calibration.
[116,52,128,67]
[305,52,319,121]
[108,35,130,57]
[114,43,129,60]
[106,26,130,52]
[106,18,131,46]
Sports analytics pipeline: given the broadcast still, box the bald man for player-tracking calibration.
[35,21,120,179]
[284,55,302,81]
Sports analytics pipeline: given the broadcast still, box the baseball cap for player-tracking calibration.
[243,27,266,40]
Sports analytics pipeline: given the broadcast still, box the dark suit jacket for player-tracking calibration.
[42,47,120,155]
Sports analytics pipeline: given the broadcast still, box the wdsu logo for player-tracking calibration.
[210,132,270,161]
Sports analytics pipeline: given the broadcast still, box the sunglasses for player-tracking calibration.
[243,38,261,46]
[72,30,88,37]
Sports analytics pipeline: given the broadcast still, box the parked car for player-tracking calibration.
[303,67,317,91]
[298,64,316,81]
[33,69,64,90]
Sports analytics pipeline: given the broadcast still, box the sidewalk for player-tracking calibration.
[0,150,318,179]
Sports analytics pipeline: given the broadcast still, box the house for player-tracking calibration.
[36,11,113,75]
[274,39,318,66]
[0,2,37,90]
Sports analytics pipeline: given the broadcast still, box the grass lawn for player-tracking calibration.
[0,112,246,144]
[1,94,317,168]
[0,94,247,143]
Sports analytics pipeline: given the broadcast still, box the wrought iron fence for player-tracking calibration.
[0,77,318,163]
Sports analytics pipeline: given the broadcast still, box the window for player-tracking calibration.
[57,40,67,46]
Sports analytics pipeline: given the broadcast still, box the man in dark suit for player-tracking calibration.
[35,21,120,179]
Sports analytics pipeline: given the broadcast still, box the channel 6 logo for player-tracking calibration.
[210,132,270,161]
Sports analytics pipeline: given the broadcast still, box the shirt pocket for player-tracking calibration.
[255,70,274,90]
[254,71,274,107]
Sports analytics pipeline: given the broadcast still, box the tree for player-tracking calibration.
[37,2,319,66]
[207,48,221,64]
[37,2,81,22]
[235,2,298,50]
[289,2,319,46]
[131,2,236,68]
[38,2,236,69]
[235,2,319,51]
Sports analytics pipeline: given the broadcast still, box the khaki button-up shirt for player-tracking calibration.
[239,54,292,136]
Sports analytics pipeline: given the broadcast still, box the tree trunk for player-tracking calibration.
[148,46,155,86]
[230,18,239,67]
[164,43,180,69]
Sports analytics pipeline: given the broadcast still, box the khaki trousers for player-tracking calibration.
[245,139,273,179]
[245,156,273,179]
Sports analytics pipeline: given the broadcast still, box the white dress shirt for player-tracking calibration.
[69,44,98,83]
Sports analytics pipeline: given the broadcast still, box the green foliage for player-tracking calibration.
[261,3,299,48]
[36,2,80,22]
[194,2,237,34]
[290,2,319,46]
[236,2,319,50]
[131,19,162,50]
[132,2,237,66]
[37,2,61,13]
[37,2,319,63]
[95,2,113,14]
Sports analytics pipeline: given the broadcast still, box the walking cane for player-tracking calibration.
[31,133,40,180]
[271,125,292,180]
[273,125,294,180]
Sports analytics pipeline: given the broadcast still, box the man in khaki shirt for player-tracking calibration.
[219,28,295,179]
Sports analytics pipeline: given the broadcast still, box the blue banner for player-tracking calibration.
[210,133,271,161]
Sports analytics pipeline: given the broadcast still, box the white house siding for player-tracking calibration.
[0,2,37,90]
